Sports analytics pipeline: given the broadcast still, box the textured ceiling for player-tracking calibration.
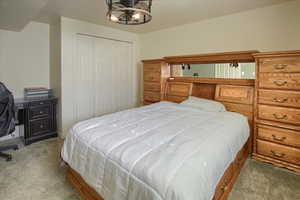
[1,0,294,33]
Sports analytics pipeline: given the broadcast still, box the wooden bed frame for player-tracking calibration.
[65,51,256,200]
[65,79,255,200]
[66,141,249,200]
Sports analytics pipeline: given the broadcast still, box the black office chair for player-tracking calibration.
[0,82,18,161]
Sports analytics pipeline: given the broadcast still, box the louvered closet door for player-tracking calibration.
[75,34,135,123]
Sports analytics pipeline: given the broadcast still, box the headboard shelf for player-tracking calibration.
[164,50,259,64]
[168,77,255,86]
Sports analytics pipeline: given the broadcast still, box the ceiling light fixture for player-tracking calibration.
[106,0,152,25]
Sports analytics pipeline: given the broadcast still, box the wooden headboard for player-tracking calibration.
[164,78,255,151]
[164,78,254,121]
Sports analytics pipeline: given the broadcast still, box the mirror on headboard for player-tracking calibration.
[171,62,256,79]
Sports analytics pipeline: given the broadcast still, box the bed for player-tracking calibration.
[62,100,250,200]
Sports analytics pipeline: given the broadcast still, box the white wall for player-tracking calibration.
[0,22,49,97]
[60,17,141,137]
[141,0,300,59]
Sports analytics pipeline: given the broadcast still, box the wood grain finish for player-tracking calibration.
[258,73,300,90]
[258,105,300,125]
[143,60,170,105]
[259,57,300,73]
[257,124,300,148]
[164,50,259,64]
[144,82,161,92]
[66,167,104,200]
[166,82,193,97]
[144,91,161,102]
[143,71,161,82]
[222,102,253,121]
[258,89,300,108]
[253,50,300,174]
[168,77,255,86]
[257,140,300,166]
[165,82,193,103]
[215,85,254,105]
[66,142,249,200]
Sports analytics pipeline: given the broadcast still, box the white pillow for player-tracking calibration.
[180,96,226,112]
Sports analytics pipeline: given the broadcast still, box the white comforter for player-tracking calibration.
[62,101,249,200]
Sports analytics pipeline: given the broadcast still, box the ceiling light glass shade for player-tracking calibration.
[106,0,152,25]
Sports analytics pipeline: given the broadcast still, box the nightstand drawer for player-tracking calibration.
[29,105,51,119]
[144,91,161,102]
[29,100,51,107]
[259,57,300,73]
[257,124,300,148]
[30,118,51,137]
[144,63,161,72]
[143,71,161,82]
[258,89,300,108]
[257,140,300,165]
[258,73,300,90]
[144,82,161,92]
[258,105,300,125]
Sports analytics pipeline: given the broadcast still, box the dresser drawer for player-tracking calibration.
[144,82,161,92]
[257,124,300,148]
[144,91,161,102]
[258,89,300,108]
[30,118,51,137]
[259,57,300,73]
[29,100,51,107]
[257,140,300,165]
[258,105,300,125]
[143,63,161,72]
[259,73,300,90]
[29,105,51,119]
[143,71,161,82]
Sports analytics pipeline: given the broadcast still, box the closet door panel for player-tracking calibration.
[75,35,95,122]
[93,36,135,118]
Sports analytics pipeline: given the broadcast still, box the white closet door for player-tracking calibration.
[74,34,135,123]
[74,35,95,122]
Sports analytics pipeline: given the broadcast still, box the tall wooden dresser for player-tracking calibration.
[253,51,300,173]
[142,59,170,105]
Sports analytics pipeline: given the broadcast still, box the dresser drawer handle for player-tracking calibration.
[273,80,287,87]
[271,150,285,158]
[39,111,44,114]
[273,64,288,70]
[39,102,44,105]
[272,134,287,142]
[40,124,44,128]
[273,98,288,103]
[273,113,287,120]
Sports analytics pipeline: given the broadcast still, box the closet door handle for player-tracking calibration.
[273,113,287,120]
[271,150,285,158]
[273,98,288,103]
[273,64,288,70]
[273,80,287,87]
[272,134,287,142]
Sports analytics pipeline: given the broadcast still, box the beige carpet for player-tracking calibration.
[0,138,299,200]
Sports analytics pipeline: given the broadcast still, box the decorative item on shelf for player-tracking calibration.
[24,87,53,99]
[187,64,191,70]
[106,0,152,25]
[181,64,185,70]
[230,61,239,68]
